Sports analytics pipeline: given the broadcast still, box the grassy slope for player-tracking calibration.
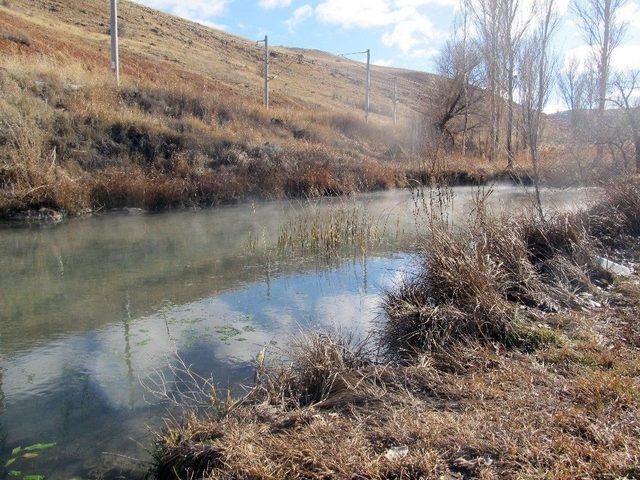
[0,0,450,219]
[2,0,437,115]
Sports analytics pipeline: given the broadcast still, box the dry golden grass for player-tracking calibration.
[154,180,640,480]
[0,53,411,218]
[155,309,640,479]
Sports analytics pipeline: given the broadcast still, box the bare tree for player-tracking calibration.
[460,6,472,156]
[557,58,597,181]
[465,0,535,166]
[572,0,628,158]
[610,71,640,172]
[499,0,532,167]
[559,58,589,133]
[466,0,502,162]
[518,0,559,218]
[432,37,484,149]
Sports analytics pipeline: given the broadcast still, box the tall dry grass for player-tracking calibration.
[380,182,640,362]
[0,55,410,219]
[0,53,596,221]
[153,180,640,480]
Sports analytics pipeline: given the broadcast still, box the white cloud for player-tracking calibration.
[259,0,292,8]
[565,43,640,72]
[315,0,448,57]
[316,0,404,28]
[374,58,395,66]
[132,0,229,25]
[284,4,314,32]
[618,1,640,29]
[199,19,228,30]
[563,44,592,70]
[381,15,435,54]
[408,47,439,58]
[614,44,640,71]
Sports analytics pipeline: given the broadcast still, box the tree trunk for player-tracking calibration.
[506,50,515,168]
[596,0,612,161]
[530,142,544,220]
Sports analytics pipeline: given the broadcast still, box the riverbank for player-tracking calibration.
[0,166,537,225]
[153,179,640,479]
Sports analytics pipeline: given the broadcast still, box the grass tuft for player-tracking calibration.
[0,29,30,46]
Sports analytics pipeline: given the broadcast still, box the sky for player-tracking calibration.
[133,0,640,111]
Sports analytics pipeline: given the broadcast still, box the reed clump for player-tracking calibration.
[587,178,640,246]
[381,208,605,360]
[277,203,388,256]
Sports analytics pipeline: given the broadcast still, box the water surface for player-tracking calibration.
[0,186,594,479]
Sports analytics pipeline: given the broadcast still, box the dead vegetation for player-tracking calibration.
[382,208,606,362]
[0,28,30,46]
[0,56,409,219]
[0,53,543,221]
[153,180,640,480]
[0,0,434,221]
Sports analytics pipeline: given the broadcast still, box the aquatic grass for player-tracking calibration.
[1,442,55,480]
[276,201,393,256]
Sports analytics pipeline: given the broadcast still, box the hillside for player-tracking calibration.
[0,0,447,220]
[2,0,436,117]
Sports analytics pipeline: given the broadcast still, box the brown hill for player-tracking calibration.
[0,0,445,219]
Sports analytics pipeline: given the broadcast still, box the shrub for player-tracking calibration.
[0,29,31,46]
[587,179,640,244]
[381,209,607,361]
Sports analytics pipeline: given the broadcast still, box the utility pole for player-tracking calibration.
[260,35,269,109]
[365,49,371,122]
[110,0,120,84]
[392,77,398,125]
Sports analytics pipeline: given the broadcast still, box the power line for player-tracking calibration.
[338,50,370,57]
[269,55,299,81]
[105,1,432,124]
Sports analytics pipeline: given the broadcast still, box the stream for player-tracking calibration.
[0,186,594,479]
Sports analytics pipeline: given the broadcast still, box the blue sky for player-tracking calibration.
[134,0,640,110]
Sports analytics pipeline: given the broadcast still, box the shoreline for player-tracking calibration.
[0,167,539,227]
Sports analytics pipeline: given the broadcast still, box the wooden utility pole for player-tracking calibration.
[110,0,120,84]
[392,77,398,125]
[365,49,371,122]
[262,35,270,109]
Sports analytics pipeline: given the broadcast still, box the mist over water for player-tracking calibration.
[0,186,594,479]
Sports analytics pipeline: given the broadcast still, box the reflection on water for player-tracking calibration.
[1,255,406,478]
[0,187,594,479]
